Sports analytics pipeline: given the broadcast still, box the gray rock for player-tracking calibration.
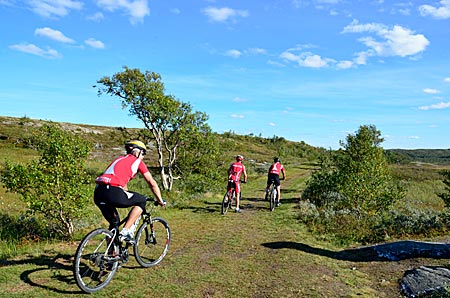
[401,266,450,297]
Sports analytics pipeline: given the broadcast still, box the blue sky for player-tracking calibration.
[1,0,449,149]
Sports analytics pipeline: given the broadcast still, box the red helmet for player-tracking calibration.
[236,155,244,161]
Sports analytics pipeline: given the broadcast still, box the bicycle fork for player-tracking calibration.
[143,221,157,245]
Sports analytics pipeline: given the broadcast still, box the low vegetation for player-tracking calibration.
[1,124,92,239]
[1,116,450,297]
[301,125,406,244]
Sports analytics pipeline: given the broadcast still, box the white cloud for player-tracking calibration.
[267,60,285,67]
[419,101,450,110]
[397,8,411,16]
[280,51,335,68]
[85,38,105,49]
[87,12,105,22]
[202,6,249,23]
[248,47,267,55]
[96,0,150,24]
[282,107,294,114]
[444,77,450,82]
[343,20,429,58]
[336,60,354,69]
[302,54,334,67]
[342,21,386,34]
[268,122,276,126]
[280,51,298,62]
[354,51,370,65]
[419,0,450,19]
[316,0,341,3]
[291,0,302,9]
[35,27,75,43]
[230,114,244,119]
[225,49,242,58]
[280,20,428,69]
[423,88,440,94]
[408,136,420,139]
[390,2,413,16]
[29,0,83,18]
[9,43,60,59]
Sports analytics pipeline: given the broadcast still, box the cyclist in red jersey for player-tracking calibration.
[227,155,248,213]
[265,157,286,206]
[94,140,165,243]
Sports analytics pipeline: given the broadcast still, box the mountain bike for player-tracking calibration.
[73,197,170,293]
[222,180,244,215]
[266,177,284,211]
[266,180,277,211]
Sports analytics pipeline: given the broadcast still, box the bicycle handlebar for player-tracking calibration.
[146,197,166,207]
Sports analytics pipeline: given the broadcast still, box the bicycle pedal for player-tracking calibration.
[105,255,120,262]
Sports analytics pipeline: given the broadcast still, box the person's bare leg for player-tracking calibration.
[235,192,240,210]
[124,206,143,229]
[276,186,281,202]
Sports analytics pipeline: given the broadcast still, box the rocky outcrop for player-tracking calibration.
[401,266,450,297]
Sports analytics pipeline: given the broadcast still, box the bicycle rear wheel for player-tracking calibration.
[73,228,119,293]
[222,192,230,215]
[269,186,276,212]
[134,217,171,267]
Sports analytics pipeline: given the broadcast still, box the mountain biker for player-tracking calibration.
[265,157,286,207]
[94,140,166,244]
[227,155,248,213]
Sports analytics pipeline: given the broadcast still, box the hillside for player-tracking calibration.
[387,148,450,165]
[2,115,450,297]
[2,115,449,165]
[0,157,448,297]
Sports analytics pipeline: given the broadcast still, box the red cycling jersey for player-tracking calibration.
[228,161,246,183]
[96,154,149,187]
[269,162,284,176]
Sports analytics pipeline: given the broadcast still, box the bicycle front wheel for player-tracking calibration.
[134,217,171,267]
[73,228,119,293]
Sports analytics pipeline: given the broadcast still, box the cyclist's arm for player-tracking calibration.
[243,168,248,183]
[143,171,165,206]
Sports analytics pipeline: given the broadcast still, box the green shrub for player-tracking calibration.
[438,170,450,207]
[0,124,92,239]
[0,212,49,241]
[301,125,406,244]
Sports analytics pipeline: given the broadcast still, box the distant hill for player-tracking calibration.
[1,115,449,165]
[0,115,322,166]
[386,149,450,165]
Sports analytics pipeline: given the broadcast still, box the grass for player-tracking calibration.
[2,163,449,297]
[0,164,356,297]
[1,116,450,297]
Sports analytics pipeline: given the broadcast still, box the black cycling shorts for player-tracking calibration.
[267,173,281,187]
[94,184,147,228]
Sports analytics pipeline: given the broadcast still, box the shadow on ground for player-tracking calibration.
[1,250,146,294]
[262,240,450,262]
[1,252,82,294]
[263,240,450,297]
[182,197,301,214]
